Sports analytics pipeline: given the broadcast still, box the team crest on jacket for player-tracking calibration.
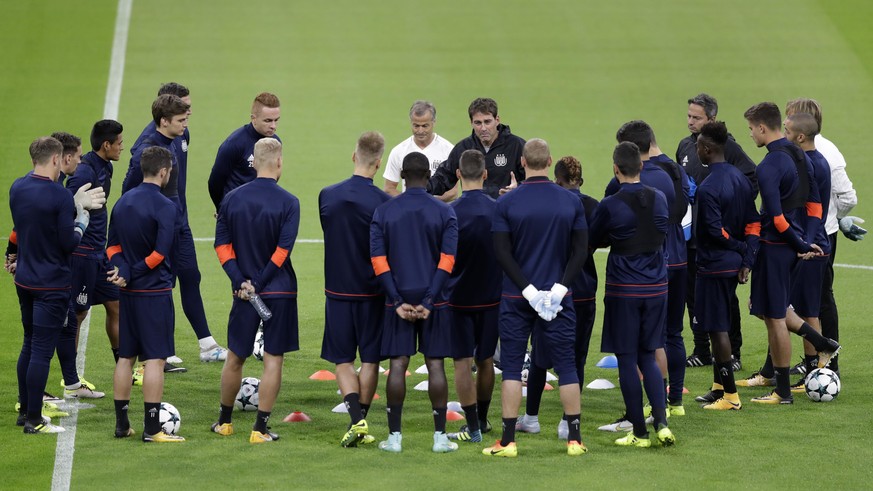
[494,154,507,167]
[247,154,255,167]
[181,139,188,152]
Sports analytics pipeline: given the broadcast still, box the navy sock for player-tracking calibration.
[525,363,547,416]
[717,362,736,393]
[26,324,61,417]
[477,399,491,427]
[640,352,667,428]
[617,353,646,436]
[115,399,130,430]
[662,378,669,406]
[360,403,370,419]
[254,410,271,433]
[500,418,517,446]
[57,319,79,385]
[144,402,161,435]
[344,393,362,424]
[387,405,402,433]
[565,413,581,442]
[462,404,480,432]
[774,367,790,398]
[178,267,211,339]
[760,351,774,378]
[432,407,447,433]
[219,404,233,425]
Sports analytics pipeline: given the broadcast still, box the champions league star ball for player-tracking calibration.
[521,351,531,385]
[253,329,265,361]
[805,368,841,402]
[235,377,260,411]
[159,402,181,435]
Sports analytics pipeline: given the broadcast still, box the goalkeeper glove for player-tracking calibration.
[539,283,567,321]
[74,203,90,237]
[522,285,549,315]
[839,216,867,241]
[73,183,106,210]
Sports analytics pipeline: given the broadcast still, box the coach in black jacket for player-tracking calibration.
[428,98,525,199]
[676,93,757,370]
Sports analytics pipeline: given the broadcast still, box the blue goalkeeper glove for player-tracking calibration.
[839,216,866,241]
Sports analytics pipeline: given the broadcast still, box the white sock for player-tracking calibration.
[198,336,217,351]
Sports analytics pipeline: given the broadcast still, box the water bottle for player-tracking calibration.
[249,293,272,321]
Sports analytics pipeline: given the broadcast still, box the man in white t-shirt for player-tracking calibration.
[383,101,457,201]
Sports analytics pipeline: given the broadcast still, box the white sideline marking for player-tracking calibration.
[52,1,132,490]
[51,312,90,491]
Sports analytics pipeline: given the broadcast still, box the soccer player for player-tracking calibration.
[65,121,124,375]
[319,132,390,447]
[12,136,91,434]
[443,149,501,443]
[691,121,760,410]
[53,131,106,399]
[588,142,675,448]
[741,102,838,405]
[212,138,300,444]
[782,112,833,390]
[383,100,457,201]
[517,155,599,440]
[484,138,589,458]
[107,146,183,442]
[125,93,227,365]
[208,92,281,212]
[677,93,757,370]
[427,97,525,199]
[784,98,863,376]
[370,152,458,453]
[610,121,690,418]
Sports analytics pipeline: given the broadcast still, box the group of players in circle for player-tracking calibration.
[9,85,864,456]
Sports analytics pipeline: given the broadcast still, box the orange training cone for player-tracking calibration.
[446,410,464,421]
[383,369,411,377]
[543,383,555,391]
[284,411,311,422]
[309,370,336,381]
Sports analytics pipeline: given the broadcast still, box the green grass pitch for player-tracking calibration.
[1,0,872,488]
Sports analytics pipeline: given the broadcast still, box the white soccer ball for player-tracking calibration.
[159,402,181,435]
[805,368,841,402]
[235,377,260,411]
[521,350,531,385]
[253,329,265,361]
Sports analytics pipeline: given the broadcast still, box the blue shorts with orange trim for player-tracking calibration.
[321,297,384,364]
[118,293,174,360]
[750,242,797,318]
[499,295,578,385]
[692,275,738,333]
[228,296,298,358]
[449,307,498,361]
[601,293,666,354]
[790,255,826,318]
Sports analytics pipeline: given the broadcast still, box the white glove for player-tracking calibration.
[74,203,90,236]
[536,283,567,321]
[839,216,867,241]
[522,284,549,314]
[73,183,106,211]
